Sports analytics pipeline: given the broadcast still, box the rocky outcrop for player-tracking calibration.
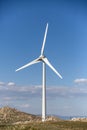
[71,117,87,122]
[46,116,62,121]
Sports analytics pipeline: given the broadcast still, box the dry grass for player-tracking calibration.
[0,121,87,130]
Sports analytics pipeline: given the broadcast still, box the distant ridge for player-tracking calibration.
[0,106,62,124]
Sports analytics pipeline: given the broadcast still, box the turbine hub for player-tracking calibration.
[39,55,45,59]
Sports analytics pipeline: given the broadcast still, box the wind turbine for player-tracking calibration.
[16,23,62,122]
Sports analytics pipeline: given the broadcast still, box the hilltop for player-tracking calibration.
[0,106,41,124]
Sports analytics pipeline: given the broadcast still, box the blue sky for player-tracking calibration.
[0,0,87,116]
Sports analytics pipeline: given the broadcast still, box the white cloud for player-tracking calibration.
[0,82,5,86]
[7,82,15,86]
[3,97,12,101]
[17,104,30,108]
[0,80,87,104]
[74,78,87,84]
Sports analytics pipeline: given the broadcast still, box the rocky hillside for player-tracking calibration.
[0,106,41,124]
[0,106,61,124]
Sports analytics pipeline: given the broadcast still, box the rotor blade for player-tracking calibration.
[15,58,40,72]
[42,58,63,79]
[41,23,48,55]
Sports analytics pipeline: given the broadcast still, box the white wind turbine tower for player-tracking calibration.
[16,23,62,122]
